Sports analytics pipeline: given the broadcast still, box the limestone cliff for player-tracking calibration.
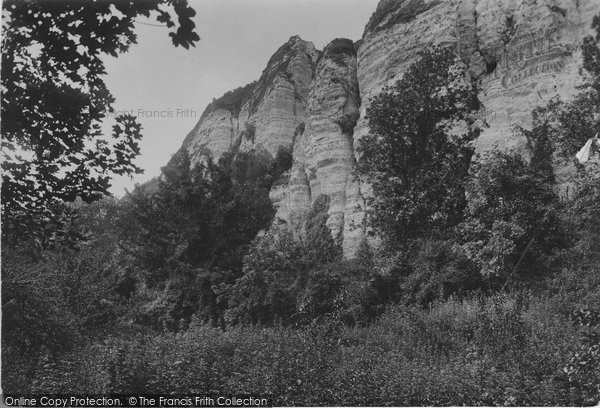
[352,0,599,254]
[286,39,363,255]
[174,0,600,258]
[355,0,600,155]
[182,35,321,165]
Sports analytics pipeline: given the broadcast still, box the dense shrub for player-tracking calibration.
[226,229,305,326]
[204,82,256,117]
[531,94,600,160]
[364,0,442,35]
[272,146,293,180]
[564,309,600,405]
[1,249,81,355]
[457,151,568,283]
[243,122,256,142]
[20,292,589,405]
[227,196,385,326]
[1,197,143,393]
[227,230,371,326]
[568,163,600,232]
[358,46,480,245]
[231,148,275,189]
[305,261,386,327]
[296,271,343,321]
[325,38,356,57]
[116,150,276,329]
[1,197,133,348]
[335,112,359,136]
[325,38,356,66]
[401,239,481,305]
[305,195,342,263]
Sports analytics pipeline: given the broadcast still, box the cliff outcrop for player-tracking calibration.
[182,35,321,165]
[174,0,600,258]
[286,39,364,255]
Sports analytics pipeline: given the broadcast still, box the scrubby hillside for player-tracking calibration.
[2,0,600,405]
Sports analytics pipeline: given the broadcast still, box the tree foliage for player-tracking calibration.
[528,92,600,162]
[305,195,342,264]
[117,150,276,328]
[400,239,481,305]
[228,195,353,326]
[1,195,132,385]
[226,229,307,326]
[564,309,600,405]
[583,14,600,90]
[227,225,376,327]
[1,0,199,245]
[457,152,566,282]
[358,46,480,245]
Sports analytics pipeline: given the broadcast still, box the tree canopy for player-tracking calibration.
[1,0,199,246]
[357,46,480,245]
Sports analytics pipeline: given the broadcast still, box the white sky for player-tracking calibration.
[104,0,379,196]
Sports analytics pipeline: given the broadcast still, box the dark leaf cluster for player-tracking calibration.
[358,46,480,245]
[1,0,199,246]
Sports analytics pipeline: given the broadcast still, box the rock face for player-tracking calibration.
[286,39,364,255]
[352,0,600,253]
[474,0,600,153]
[174,0,600,258]
[355,0,600,155]
[182,35,321,165]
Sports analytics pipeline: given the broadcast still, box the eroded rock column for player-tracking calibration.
[289,38,364,256]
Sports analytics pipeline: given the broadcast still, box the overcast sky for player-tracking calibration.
[104,0,379,196]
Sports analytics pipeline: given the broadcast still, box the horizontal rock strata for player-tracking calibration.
[172,0,600,258]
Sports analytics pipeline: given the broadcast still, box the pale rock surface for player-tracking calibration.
[240,36,320,156]
[474,0,600,154]
[186,109,237,165]
[182,36,320,165]
[286,39,364,256]
[353,0,599,157]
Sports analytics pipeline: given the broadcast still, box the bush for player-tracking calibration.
[116,150,276,329]
[296,271,343,321]
[272,146,293,179]
[325,38,356,58]
[402,239,481,305]
[364,0,442,35]
[226,229,303,326]
[23,292,583,405]
[243,123,256,142]
[358,46,480,245]
[293,122,305,144]
[204,82,256,118]
[227,215,380,326]
[305,195,342,263]
[529,93,599,160]
[567,163,600,231]
[335,112,359,136]
[325,38,356,66]
[458,152,568,283]
[564,309,600,405]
